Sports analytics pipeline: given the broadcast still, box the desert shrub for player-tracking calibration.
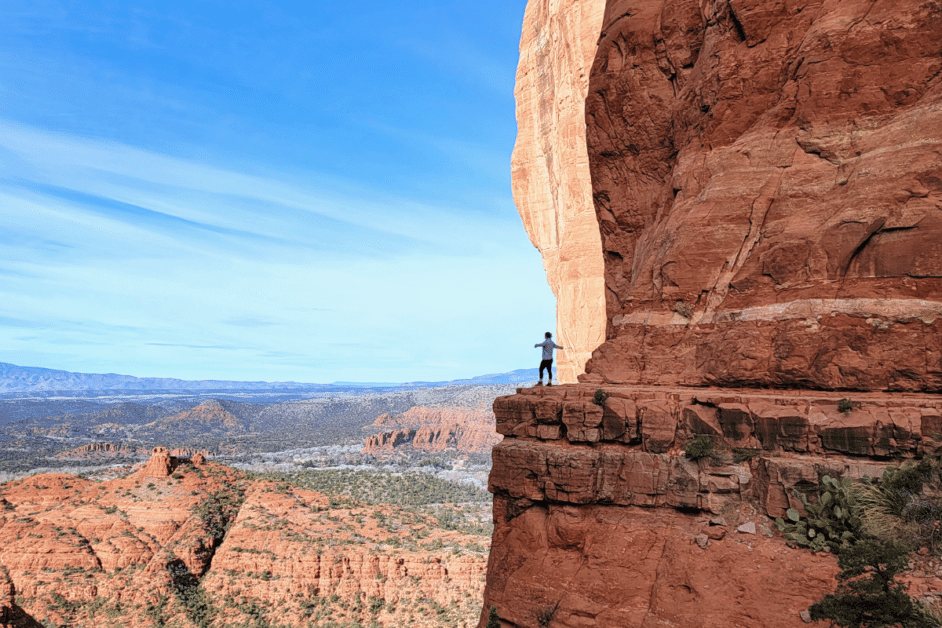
[855,456,942,553]
[673,301,694,318]
[732,448,762,463]
[592,389,609,406]
[535,604,556,627]
[684,435,716,461]
[838,398,854,413]
[775,475,862,553]
[809,539,933,628]
[485,606,501,628]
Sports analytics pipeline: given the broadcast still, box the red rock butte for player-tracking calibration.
[490,0,942,626]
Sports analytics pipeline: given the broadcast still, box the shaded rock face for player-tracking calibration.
[512,0,608,383]
[583,0,942,391]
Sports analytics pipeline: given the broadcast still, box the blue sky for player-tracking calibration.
[0,0,556,383]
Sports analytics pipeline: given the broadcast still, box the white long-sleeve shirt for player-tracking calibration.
[535,339,564,360]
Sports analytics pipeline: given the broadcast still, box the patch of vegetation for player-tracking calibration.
[192,482,248,543]
[838,398,854,413]
[683,435,716,461]
[782,454,942,626]
[253,468,489,507]
[673,301,694,319]
[775,474,862,553]
[732,447,762,463]
[809,539,934,628]
[485,606,501,628]
[591,389,609,407]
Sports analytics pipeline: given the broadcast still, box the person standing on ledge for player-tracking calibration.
[535,332,564,386]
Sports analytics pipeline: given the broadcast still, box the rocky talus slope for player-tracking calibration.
[485,0,942,625]
[512,0,607,383]
[0,450,488,628]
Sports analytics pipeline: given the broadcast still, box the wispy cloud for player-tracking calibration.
[223,316,282,328]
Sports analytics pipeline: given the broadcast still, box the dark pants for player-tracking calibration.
[539,359,553,380]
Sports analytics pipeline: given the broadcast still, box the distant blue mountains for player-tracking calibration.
[0,362,538,393]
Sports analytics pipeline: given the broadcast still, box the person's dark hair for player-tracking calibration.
[545,332,552,338]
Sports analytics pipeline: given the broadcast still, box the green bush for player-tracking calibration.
[592,389,609,407]
[809,539,933,628]
[838,398,854,413]
[684,435,716,461]
[673,301,694,318]
[855,456,942,552]
[485,606,501,628]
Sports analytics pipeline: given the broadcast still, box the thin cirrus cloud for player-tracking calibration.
[0,0,556,383]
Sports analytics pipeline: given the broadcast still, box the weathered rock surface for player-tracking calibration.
[0,450,488,628]
[512,0,608,383]
[482,384,942,626]
[484,501,838,628]
[363,406,501,455]
[492,0,942,625]
[579,0,942,390]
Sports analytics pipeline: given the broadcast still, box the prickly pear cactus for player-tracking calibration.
[774,475,862,553]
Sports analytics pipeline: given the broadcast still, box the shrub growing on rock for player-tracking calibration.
[809,539,933,628]
[775,474,862,553]
[684,435,715,461]
[592,389,609,406]
[486,605,501,628]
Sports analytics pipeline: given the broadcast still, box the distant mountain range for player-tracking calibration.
[0,362,538,393]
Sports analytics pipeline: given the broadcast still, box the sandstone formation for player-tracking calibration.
[482,384,942,626]
[0,451,488,628]
[512,0,608,383]
[580,0,942,390]
[363,406,501,455]
[486,0,942,625]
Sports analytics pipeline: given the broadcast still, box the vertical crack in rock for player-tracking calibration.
[702,162,788,319]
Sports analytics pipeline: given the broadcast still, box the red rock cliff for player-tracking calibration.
[583,0,942,391]
[484,1,942,626]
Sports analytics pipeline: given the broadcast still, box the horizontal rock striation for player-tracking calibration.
[482,384,942,626]
[582,0,942,390]
[363,406,501,455]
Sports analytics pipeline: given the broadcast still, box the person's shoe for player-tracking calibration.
[535,380,543,386]
[547,380,553,386]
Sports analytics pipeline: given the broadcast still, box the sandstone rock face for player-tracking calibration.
[582,0,942,391]
[363,406,501,455]
[481,384,942,626]
[0,457,488,628]
[490,2,942,624]
[485,501,838,628]
[142,446,176,478]
[512,0,607,383]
